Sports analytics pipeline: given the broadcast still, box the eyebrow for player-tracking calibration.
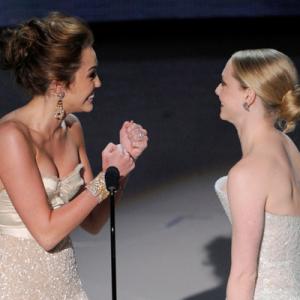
[88,65,97,71]
[220,75,226,84]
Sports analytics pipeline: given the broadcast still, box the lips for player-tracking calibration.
[87,94,94,102]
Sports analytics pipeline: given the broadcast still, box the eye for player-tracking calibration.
[89,70,97,79]
[220,78,226,86]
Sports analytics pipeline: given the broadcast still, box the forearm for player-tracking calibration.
[81,176,129,234]
[226,271,257,300]
[36,189,98,250]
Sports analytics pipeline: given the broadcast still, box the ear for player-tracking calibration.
[48,80,65,96]
[244,87,256,107]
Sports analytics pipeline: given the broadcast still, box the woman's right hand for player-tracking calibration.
[102,143,135,177]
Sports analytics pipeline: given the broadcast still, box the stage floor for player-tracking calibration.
[72,168,231,300]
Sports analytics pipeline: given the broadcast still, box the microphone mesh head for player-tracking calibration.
[105,166,120,191]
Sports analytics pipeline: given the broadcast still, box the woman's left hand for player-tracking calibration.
[120,121,148,160]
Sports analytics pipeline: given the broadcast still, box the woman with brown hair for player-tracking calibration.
[0,12,148,299]
[215,49,300,299]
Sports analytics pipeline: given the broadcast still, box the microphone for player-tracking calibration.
[105,166,120,193]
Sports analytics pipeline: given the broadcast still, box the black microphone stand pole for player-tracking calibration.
[105,166,120,300]
[109,188,117,300]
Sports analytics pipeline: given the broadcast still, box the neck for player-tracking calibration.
[235,117,275,157]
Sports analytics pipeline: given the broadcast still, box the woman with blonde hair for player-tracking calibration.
[0,12,148,299]
[215,49,300,299]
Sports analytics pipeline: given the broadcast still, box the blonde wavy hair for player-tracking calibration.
[231,49,300,132]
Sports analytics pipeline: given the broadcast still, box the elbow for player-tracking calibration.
[29,212,72,251]
[34,231,65,252]
[227,269,257,298]
[230,270,257,284]
[240,270,258,283]
[42,242,57,252]
[38,237,60,252]
[36,238,58,252]
[230,263,258,283]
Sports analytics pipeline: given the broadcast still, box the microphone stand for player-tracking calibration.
[105,166,120,300]
[109,188,117,300]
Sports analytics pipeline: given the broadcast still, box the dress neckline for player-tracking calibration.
[0,163,83,194]
[215,175,300,219]
[41,163,83,182]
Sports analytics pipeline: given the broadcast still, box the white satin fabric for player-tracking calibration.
[0,163,89,299]
[0,163,84,238]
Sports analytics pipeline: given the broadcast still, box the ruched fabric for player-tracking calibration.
[0,163,89,299]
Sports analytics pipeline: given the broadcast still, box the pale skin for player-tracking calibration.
[215,59,300,300]
[0,46,148,251]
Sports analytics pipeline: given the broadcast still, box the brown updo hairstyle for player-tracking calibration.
[0,12,94,96]
[230,49,300,132]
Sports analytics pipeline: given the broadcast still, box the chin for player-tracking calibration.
[219,112,231,123]
[85,106,94,113]
[82,102,94,112]
[219,110,226,120]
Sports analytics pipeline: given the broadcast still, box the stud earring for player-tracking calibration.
[243,102,250,112]
[54,91,65,120]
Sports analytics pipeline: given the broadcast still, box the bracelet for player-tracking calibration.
[117,144,136,162]
[86,172,110,203]
[127,151,137,162]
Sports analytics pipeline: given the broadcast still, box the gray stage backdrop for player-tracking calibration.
[0,15,300,197]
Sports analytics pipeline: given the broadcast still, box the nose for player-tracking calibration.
[94,75,101,88]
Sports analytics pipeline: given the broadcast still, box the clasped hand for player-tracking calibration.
[102,121,148,177]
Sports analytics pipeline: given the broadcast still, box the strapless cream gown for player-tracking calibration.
[215,176,300,299]
[0,164,88,299]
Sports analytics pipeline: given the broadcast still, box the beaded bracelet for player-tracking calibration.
[128,152,137,162]
[86,172,110,203]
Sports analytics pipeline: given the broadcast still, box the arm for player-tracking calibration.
[66,116,132,234]
[80,120,148,233]
[80,175,128,234]
[226,160,267,300]
[0,121,133,250]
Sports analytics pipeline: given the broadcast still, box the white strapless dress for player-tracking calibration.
[215,176,300,299]
[0,164,88,299]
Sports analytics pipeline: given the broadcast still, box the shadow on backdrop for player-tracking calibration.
[183,236,231,300]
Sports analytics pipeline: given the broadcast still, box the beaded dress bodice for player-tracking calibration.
[0,163,89,299]
[215,176,300,300]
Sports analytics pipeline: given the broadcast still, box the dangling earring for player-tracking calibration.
[54,91,65,120]
[243,102,250,112]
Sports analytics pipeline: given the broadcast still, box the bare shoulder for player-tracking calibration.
[229,155,267,178]
[0,120,31,143]
[0,107,33,140]
[228,155,272,193]
[0,120,35,163]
